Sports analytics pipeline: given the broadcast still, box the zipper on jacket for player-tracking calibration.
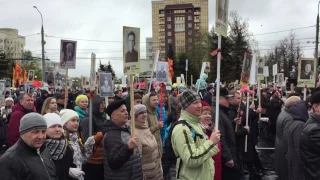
[37,149,52,180]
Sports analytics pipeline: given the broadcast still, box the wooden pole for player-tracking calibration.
[303,85,307,101]
[258,81,261,120]
[290,83,294,93]
[186,71,188,88]
[64,69,68,109]
[235,92,243,132]
[245,91,249,152]
[129,75,135,154]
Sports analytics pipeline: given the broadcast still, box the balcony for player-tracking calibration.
[159,14,164,17]
[194,11,200,15]
[175,28,185,32]
[174,20,185,24]
[194,19,200,23]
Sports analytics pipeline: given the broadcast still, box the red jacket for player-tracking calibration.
[205,130,222,180]
[6,103,34,146]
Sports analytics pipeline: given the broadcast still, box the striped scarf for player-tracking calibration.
[45,139,68,160]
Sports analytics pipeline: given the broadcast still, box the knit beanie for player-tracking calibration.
[134,104,147,118]
[43,113,62,128]
[180,90,201,109]
[19,113,47,135]
[59,109,79,126]
[75,95,88,105]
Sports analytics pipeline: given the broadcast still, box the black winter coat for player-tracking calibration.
[0,139,58,180]
[286,101,308,180]
[102,120,143,180]
[300,112,320,180]
[275,107,293,180]
[53,147,76,180]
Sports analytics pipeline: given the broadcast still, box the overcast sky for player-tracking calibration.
[1,0,318,77]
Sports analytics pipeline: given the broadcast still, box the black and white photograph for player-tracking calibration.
[28,70,34,81]
[217,0,227,23]
[257,58,265,75]
[99,72,113,97]
[215,0,229,37]
[277,73,284,86]
[60,40,77,69]
[300,60,314,80]
[156,61,168,83]
[0,80,5,99]
[297,58,316,87]
[123,26,140,75]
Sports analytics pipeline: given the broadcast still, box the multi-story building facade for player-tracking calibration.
[152,0,208,60]
[0,28,25,59]
[146,37,153,61]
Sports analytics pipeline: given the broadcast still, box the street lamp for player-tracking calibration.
[33,6,46,84]
[316,1,320,59]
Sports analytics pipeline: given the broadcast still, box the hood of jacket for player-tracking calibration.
[285,100,309,122]
[101,119,129,135]
[201,73,208,81]
[92,95,105,117]
[309,112,320,123]
[142,93,156,114]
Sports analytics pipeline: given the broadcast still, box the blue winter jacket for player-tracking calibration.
[156,103,167,141]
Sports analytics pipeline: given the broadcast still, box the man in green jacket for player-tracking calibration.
[172,90,221,180]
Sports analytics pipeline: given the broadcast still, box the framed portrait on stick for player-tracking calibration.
[28,70,35,81]
[297,57,316,88]
[123,26,140,75]
[60,40,77,69]
[240,52,252,86]
[99,72,113,97]
[156,61,168,83]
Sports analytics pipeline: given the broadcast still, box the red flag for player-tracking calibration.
[210,48,223,60]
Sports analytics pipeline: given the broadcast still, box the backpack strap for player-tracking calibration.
[174,120,203,179]
[175,120,203,141]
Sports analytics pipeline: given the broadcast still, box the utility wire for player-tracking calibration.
[251,25,316,36]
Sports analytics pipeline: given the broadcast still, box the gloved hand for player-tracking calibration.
[84,136,95,146]
[69,168,85,179]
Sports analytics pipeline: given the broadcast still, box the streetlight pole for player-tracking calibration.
[316,1,320,59]
[33,6,46,84]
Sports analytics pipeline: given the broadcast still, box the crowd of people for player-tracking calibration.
[0,82,319,180]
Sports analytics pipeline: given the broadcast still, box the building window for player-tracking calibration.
[168,39,172,44]
[188,30,192,35]
[188,15,192,20]
[149,49,152,53]
[149,42,153,46]
[188,23,192,28]
[188,38,192,43]
[187,9,192,12]
[167,32,172,36]
[167,24,171,29]
[160,32,165,36]
[167,16,171,21]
